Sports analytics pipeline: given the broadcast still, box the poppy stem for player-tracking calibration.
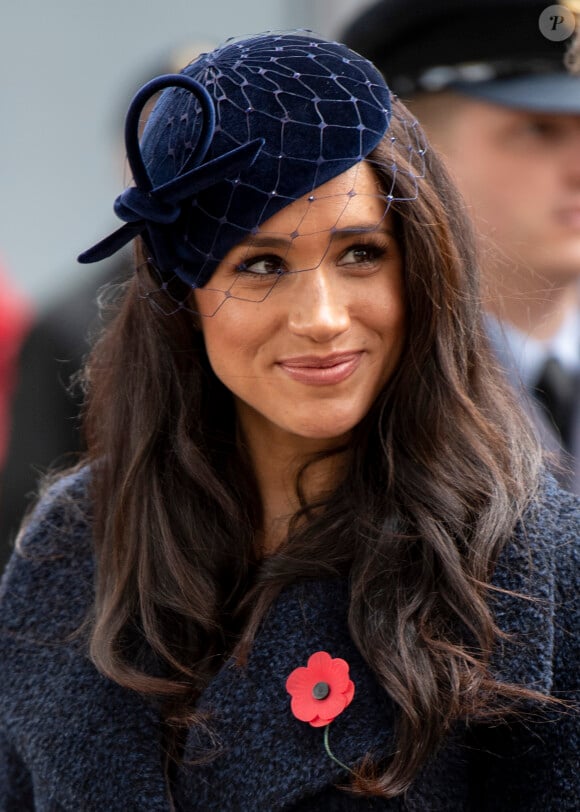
[323,723,354,774]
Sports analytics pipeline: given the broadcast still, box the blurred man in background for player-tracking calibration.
[343,0,580,492]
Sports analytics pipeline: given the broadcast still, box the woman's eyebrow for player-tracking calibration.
[240,235,293,251]
[240,225,395,251]
[329,225,396,240]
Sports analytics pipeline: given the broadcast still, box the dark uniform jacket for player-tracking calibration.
[0,469,578,810]
[486,321,580,496]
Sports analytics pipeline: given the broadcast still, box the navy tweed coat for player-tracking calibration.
[0,469,578,811]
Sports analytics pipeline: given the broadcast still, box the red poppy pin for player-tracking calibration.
[286,651,355,772]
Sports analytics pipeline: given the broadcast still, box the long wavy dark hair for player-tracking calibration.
[82,98,542,796]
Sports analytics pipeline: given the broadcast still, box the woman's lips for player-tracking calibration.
[277,352,363,385]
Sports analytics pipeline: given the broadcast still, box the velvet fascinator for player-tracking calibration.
[78,31,393,289]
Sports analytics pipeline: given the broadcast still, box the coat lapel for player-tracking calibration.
[174,579,396,810]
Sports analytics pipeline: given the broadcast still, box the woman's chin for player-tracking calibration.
[287,416,359,443]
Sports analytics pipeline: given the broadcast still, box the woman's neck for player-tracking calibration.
[237,419,348,554]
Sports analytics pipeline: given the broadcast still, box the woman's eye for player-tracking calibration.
[237,255,285,276]
[338,243,386,267]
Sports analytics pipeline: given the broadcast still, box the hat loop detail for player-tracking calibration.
[79,74,263,264]
[123,74,216,192]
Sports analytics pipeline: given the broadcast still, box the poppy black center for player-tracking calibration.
[312,681,330,700]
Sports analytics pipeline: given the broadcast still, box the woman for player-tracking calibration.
[0,31,577,810]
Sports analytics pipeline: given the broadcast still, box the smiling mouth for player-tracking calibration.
[277,352,363,385]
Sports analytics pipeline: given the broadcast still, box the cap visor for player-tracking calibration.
[452,73,580,114]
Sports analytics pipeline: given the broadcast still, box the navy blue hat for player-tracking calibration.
[341,0,579,112]
[79,31,392,288]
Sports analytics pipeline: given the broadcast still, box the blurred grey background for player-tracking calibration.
[0,0,376,310]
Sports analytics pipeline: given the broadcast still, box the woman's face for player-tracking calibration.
[193,162,405,446]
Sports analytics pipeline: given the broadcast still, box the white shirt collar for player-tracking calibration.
[485,309,580,388]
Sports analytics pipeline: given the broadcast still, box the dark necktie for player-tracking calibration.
[533,356,579,452]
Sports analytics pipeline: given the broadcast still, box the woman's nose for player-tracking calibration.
[287,267,350,342]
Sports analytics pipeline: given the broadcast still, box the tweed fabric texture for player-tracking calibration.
[0,469,578,810]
